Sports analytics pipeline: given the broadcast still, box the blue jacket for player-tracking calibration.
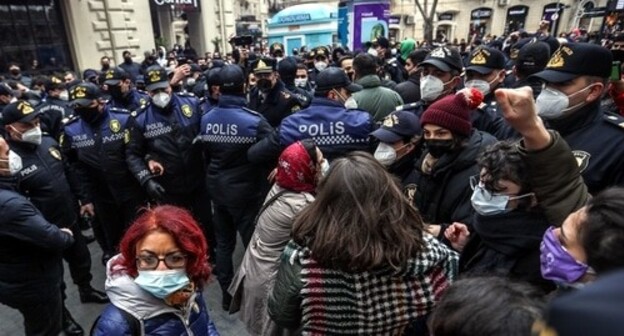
[248,97,375,163]
[107,89,149,112]
[197,95,273,206]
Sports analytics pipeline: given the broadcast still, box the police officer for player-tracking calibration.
[248,67,374,163]
[465,46,517,139]
[278,56,312,108]
[307,46,331,88]
[2,101,108,336]
[196,64,273,310]
[38,75,73,140]
[269,42,285,62]
[530,42,624,194]
[102,67,149,111]
[125,65,213,242]
[198,66,222,114]
[0,136,74,336]
[510,41,550,99]
[395,46,463,117]
[62,83,146,262]
[247,57,301,127]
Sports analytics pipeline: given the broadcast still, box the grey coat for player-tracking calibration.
[229,185,314,336]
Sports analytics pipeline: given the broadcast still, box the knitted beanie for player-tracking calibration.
[420,88,483,137]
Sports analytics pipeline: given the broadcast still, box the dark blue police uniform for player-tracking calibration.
[106,89,149,112]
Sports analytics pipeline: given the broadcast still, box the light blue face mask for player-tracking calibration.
[134,269,190,299]
[469,176,533,216]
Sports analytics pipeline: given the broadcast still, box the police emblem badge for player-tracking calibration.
[181,104,193,118]
[109,119,121,133]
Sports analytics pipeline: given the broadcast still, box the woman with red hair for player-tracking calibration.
[92,205,220,335]
[229,139,326,335]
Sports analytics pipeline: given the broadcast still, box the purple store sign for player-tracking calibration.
[353,2,390,51]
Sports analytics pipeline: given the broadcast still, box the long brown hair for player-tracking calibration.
[292,151,426,272]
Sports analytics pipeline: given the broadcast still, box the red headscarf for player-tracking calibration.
[275,141,317,193]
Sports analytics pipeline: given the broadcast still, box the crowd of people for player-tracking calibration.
[1,17,624,336]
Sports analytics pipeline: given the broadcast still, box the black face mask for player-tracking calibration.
[124,57,133,64]
[257,78,272,92]
[76,106,102,124]
[108,85,127,100]
[10,69,20,76]
[102,64,110,71]
[425,139,455,159]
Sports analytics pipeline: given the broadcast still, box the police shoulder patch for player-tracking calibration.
[109,119,122,133]
[572,150,591,173]
[181,104,193,118]
[49,147,62,161]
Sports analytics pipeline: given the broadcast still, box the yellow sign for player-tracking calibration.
[18,101,34,115]
[181,105,193,118]
[110,119,121,133]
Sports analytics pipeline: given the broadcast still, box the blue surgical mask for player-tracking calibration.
[134,269,190,299]
[470,176,533,216]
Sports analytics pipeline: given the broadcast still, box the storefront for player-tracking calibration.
[267,4,337,55]
[542,3,566,36]
[389,15,401,42]
[470,7,493,39]
[505,5,529,35]
[0,0,72,74]
[436,12,457,42]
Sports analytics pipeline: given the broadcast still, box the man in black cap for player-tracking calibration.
[103,67,149,112]
[125,65,213,245]
[511,41,550,98]
[196,64,273,310]
[37,75,72,140]
[371,110,422,187]
[2,100,108,336]
[531,42,624,194]
[62,82,145,263]
[375,37,405,84]
[278,57,312,108]
[247,57,301,127]
[465,46,517,139]
[395,46,462,116]
[269,42,285,62]
[82,69,99,84]
[249,67,374,163]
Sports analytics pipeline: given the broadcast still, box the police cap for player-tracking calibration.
[144,66,169,91]
[371,110,421,143]
[252,57,276,74]
[420,46,463,73]
[69,82,101,108]
[1,100,41,125]
[531,43,612,83]
[44,76,66,92]
[103,67,129,86]
[315,67,362,93]
[466,46,506,74]
[82,69,99,82]
[218,65,245,88]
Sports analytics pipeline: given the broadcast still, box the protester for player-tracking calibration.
[352,53,404,121]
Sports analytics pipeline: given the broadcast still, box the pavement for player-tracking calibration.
[0,230,251,336]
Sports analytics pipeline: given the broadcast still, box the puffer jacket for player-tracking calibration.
[92,254,220,336]
[405,130,496,229]
[352,75,404,122]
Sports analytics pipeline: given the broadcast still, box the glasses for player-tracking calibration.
[470,175,534,201]
[136,251,187,270]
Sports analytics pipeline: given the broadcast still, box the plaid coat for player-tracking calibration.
[268,235,459,335]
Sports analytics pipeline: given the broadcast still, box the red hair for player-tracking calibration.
[115,205,211,286]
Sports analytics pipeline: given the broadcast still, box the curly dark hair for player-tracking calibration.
[476,141,531,195]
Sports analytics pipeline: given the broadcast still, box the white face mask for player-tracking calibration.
[344,96,358,109]
[13,126,42,145]
[535,85,595,120]
[465,72,502,96]
[294,78,308,88]
[420,75,454,102]
[152,92,171,108]
[367,48,379,57]
[314,61,328,72]
[0,150,23,175]
[374,142,397,166]
[59,90,69,101]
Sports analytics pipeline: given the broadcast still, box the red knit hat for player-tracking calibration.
[420,88,483,137]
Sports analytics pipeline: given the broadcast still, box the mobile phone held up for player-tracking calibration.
[611,61,621,82]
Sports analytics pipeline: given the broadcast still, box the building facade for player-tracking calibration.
[390,0,609,43]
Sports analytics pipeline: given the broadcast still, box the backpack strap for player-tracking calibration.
[254,189,288,225]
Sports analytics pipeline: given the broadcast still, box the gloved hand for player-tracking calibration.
[145,179,166,201]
